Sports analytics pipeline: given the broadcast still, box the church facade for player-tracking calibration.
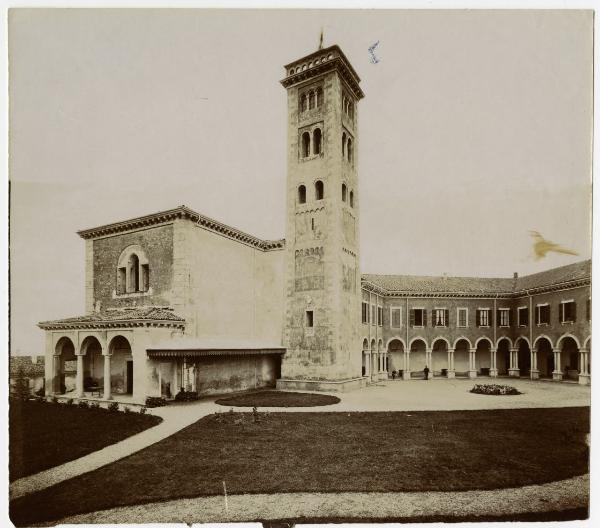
[39,45,591,404]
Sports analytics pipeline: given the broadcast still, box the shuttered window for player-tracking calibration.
[536,304,550,325]
[560,301,576,323]
[518,307,528,326]
[362,302,368,324]
[391,308,402,328]
[476,309,490,327]
[457,308,468,328]
[377,306,383,327]
[433,309,449,327]
[498,308,510,327]
[410,308,426,327]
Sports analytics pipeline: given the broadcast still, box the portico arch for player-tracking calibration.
[475,337,493,375]
[409,338,427,378]
[54,336,76,394]
[496,337,511,375]
[515,337,531,376]
[387,338,405,376]
[431,337,449,377]
[362,338,369,377]
[80,336,103,392]
[558,335,579,381]
[535,336,554,378]
[108,335,134,395]
[453,338,470,376]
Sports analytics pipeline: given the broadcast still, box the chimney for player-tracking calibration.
[513,272,518,279]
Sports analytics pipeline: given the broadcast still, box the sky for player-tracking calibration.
[8,9,593,356]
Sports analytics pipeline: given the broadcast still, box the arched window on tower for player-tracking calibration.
[316,88,323,107]
[298,185,306,204]
[300,94,307,113]
[342,132,347,157]
[349,190,354,208]
[309,91,315,110]
[301,132,311,158]
[313,128,322,155]
[347,138,353,163]
[315,180,324,200]
[342,183,347,202]
[128,254,140,293]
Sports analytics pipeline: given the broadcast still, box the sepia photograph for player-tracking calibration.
[6,6,594,527]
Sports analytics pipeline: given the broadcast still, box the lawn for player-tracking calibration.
[9,407,589,527]
[9,400,162,481]
[216,390,340,407]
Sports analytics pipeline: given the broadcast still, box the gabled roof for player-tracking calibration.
[38,307,185,330]
[362,259,591,297]
[77,205,285,252]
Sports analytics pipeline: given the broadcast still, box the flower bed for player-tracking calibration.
[470,383,522,396]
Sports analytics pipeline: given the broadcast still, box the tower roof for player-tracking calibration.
[281,44,364,100]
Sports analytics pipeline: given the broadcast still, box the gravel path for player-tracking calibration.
[35,474,589,525]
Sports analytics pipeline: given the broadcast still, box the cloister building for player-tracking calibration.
[38,44,591,404]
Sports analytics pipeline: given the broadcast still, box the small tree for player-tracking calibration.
[12,366,31,401]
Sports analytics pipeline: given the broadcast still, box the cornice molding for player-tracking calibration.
[77,206,285,252]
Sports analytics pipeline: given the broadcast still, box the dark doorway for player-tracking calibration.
[274,356,282,380]
[126,361,133,394]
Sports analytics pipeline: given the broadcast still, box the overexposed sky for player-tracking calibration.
[9,9,592,355]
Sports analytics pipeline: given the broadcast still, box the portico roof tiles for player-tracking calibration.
[38,307,185,328]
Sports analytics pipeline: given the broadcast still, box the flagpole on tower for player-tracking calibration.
[318,28,324,50]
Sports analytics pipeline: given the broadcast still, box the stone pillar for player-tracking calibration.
[530,349,540,380]
[552,348,563,381]
[103,353,112,400]
[508,348,520,377]
[403,350,411,380]
[75,354,84,397]
[425,348,433,380]
[490,347,498,378]
[52,355,61,394]
[447,348,456,378]
[468,348,477,378]
[579,348,590,385]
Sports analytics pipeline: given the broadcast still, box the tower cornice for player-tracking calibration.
[281,45,364,100]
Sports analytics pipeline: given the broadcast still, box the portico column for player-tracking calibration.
[508,348,520,377]
[75,353,84,397]
[425,348,433,380]
[530,348,539,380]
[578,348,590,385]
[447,348,456,378]
[52,354,61,394]
[403,350,411,380]
[103,353,112,400]
[468,348,477,378]
[490,348,498,378]
[552,348,563,381]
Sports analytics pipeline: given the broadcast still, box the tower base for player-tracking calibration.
[276,377,367,393]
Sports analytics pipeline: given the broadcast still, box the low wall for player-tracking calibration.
[276,377,367,393]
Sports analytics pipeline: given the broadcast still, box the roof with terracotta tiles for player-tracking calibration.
[38,307,185,329]
[362,259,590,296]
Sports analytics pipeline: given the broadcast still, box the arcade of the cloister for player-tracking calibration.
[363,333,591,384]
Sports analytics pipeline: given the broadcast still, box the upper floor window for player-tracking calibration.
[587,298,591,321]
[117,245,150,295]
[560,300,577,323]
[536,304,550,325]
[377,306,383,327]
[342,132,347,157]
[299,86,323,115]
[518,306,528,327]
[498,308,510,327]
[298,185,306,204]
[433,308,448,327]
[362,301,368,324]
[301,132,311,158]
[391,307,402,328]
[349,190,354,208]
[342,183,347,202]
[371,304,376,325]
[410,308,426,327]
[457,308,468,328]
[315,180,324,200]
[313,128,322,155]
[476,308,490,327]
[347,138,353,163]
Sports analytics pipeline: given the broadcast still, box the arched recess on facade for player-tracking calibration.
[117,245,150,294]
[80,335,104,392]
[431,337,450,376]
[54,336,76,394]
[514,337,531,376]
[557,334,580,380]
[387,338,405,375]
[108,335,134,395]
[496,337,511,375]
[584,336,592,376]
[453,337,471,376]
[474,337,493,376]
[534,336,554,378]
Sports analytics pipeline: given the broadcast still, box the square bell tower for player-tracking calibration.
[277,45,366,391]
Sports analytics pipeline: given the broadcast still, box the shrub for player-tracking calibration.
[124,406,132,414]
[89,401,100,410]
[50,396,58,404]
[145,396,167,408]
[139,406,147,414]
[65,398,74,406]
[107,402,119,413]
[470,383,522,396]
[35,387,45,397]
[174,390,199,402]
[12,367,31,401]
[77,400,90,409]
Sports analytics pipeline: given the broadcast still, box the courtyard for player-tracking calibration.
[8,379,591,526]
